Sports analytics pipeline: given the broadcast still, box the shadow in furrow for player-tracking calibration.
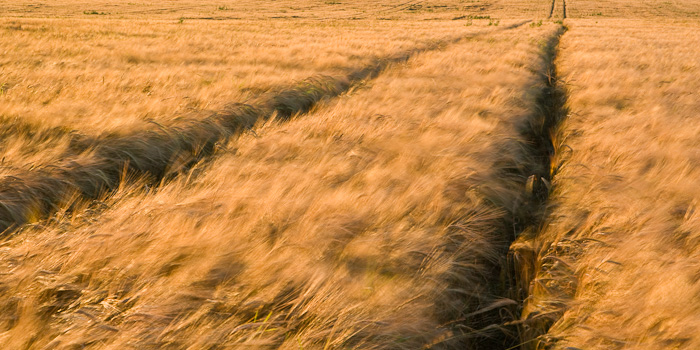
[416,24,569,350]
[505,24,569,350]
[0,21,531,235]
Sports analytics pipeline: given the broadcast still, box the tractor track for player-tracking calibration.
[549,0,556,18]
[506,24,569,349]
[548,0,567,19]
[0,21,531,235]
[563,0,567,19]
[433,24,569,350]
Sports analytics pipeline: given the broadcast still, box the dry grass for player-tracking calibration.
[516,19,700,349]
[0,19,563,349]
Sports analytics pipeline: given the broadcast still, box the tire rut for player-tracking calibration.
[548,0,556,18]
[562,0,567,19]
[411,24,569,350]
[0,21,531,235]
[548,0,566,19]
[501,24,569,349]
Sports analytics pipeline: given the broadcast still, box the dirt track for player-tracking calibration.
[549,0,566,18]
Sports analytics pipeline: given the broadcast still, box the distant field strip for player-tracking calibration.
[0,23,564,349]
[564,0,700,18]
[0,22,530,234]
[0,0,552,20]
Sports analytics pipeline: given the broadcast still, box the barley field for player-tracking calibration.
[0,0,699,349]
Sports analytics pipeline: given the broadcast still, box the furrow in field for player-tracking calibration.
[549,0,556,18]
[0,117,96,155]
[562,0,566,18]
[507,23,568,350]
[0,21,530,234]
